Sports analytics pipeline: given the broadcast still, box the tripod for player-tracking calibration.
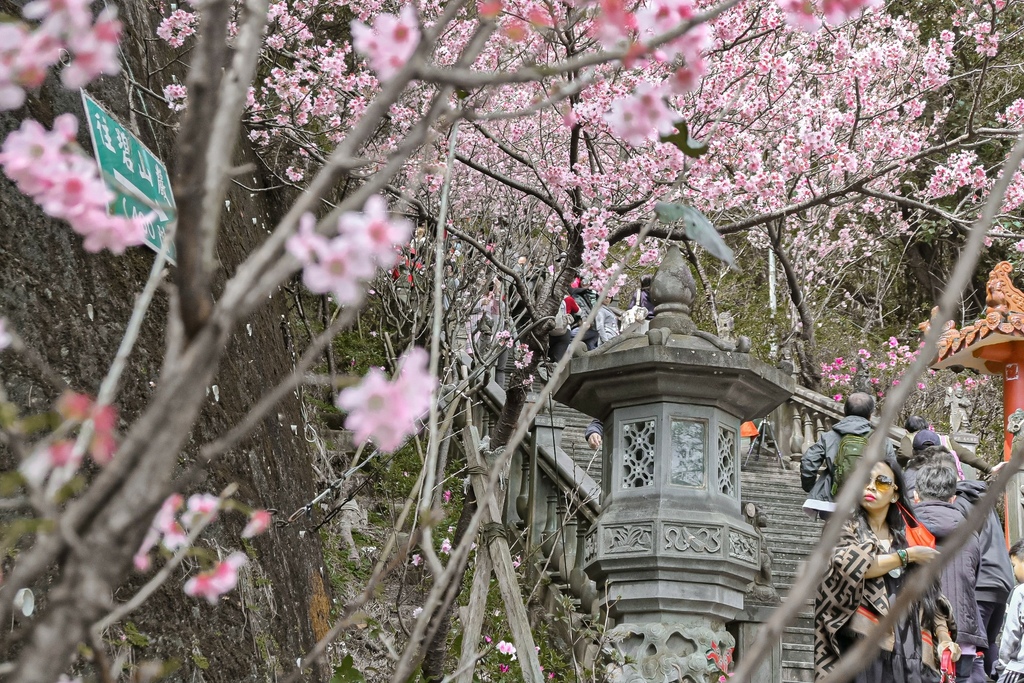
[743,418,786,470]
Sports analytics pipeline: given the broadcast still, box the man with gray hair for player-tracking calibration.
[800,392,896,517]
[914,463,986,683]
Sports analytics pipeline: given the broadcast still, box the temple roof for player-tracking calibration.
[929,261,1024,374]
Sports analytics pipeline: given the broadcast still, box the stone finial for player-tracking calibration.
[649,245,697,335]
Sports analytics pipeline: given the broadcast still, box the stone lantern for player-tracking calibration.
[554,246,794,683]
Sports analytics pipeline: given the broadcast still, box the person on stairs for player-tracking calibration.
[904,426,999,480]
[801,392,896,518]
[913,463,987,683]
[814,454,957,683]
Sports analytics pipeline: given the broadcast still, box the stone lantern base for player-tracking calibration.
[603,620,733,683]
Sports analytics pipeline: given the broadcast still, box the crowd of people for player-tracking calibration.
[802,392,1021,683]
[547,274,654,363]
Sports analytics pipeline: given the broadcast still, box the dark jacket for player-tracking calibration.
[800,416,897,494]
[913,499,987,648]
[584,418,603,441]
[954,480,1014,603]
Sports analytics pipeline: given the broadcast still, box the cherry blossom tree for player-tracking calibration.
[3,0,1024,678]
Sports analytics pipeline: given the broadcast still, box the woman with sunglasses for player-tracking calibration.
[815,454,959,683]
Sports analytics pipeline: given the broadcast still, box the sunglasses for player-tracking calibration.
[868,475,896,494]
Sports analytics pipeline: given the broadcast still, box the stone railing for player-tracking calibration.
[769,385,904,463]
[475,379,604,627]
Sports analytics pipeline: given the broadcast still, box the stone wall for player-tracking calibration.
[0,1,330,678]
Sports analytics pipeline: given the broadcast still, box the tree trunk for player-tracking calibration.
[767,219,821,389]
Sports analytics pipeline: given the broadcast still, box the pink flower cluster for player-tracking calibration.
[163,83,188,112]
[0,116,150,254]
[19,391,120,493]
[351,5,421,79]
[184,552,248,604]
[134,493,270,575]
[777,0,879,30]
[0,0,122,109]
[156,9,197,49]
[287,196,413,305]
[925,151,987,199]
[513,343,534,370]
[496,640,517,659]
[604,83,680,147]
[242,509,272,538]
[134,494,191,571]
[56,391,119,464]
[335,347,435,452]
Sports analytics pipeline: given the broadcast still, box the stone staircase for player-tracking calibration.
[546,399,603,485]
[740,451,823,683]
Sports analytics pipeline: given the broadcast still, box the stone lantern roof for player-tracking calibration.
[928,261,1024,374]
[554,245,794,420]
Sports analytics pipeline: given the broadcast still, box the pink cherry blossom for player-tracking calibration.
[443,489,452,503]
[241,509,272,538]
[496,640,517,657]
[156,9,197,48]
[1,116,149,254]
[351,5,420,79]
[411,553,423,566]
[286,213,328,263]
[301,236,377,305]
[777,0,822,31]
[184,551,248,604]
[61,7,122,88]
[336,347,434,451]
[163,83,188,112]
[604,82,679,147]
[57,391,93,422]
[154,493,188,550]
[820,0,880,25]
[19,440,80,489]
[439,538,452,554]
[182,493,220,528]
[342,194,413,269]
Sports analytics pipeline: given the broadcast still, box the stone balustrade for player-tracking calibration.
[770,385,904,463]
[476,378,602,621]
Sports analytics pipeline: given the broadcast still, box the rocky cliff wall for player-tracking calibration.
[0,0,331,678]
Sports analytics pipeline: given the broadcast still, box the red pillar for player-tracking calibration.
[976,341,1024,544]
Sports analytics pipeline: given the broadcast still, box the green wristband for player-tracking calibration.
[897,548,909,568]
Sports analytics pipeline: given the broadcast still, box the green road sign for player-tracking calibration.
[81,91,177,264]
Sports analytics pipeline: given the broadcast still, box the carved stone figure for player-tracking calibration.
[742,501,778,604]
[945,386,972,434]
[852,357,871,395]
[603,622,734,683]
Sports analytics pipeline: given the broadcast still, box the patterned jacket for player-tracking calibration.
[814,517,956,681]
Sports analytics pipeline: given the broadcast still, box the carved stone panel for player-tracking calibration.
[604,523,654,555]
[585,528,597,564]
[670,418,706,487]
[718,425,737,497]
[622,420,656,488]
[663,524,722,554]
[728,529,759,566]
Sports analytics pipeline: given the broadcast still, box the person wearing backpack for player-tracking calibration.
[548,294,580,362]
[570,285,600,350]
[801,392,897,518]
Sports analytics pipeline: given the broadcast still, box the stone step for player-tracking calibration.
[783,660,815,683]
[783,628,814,646]
[784,642,814,657]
